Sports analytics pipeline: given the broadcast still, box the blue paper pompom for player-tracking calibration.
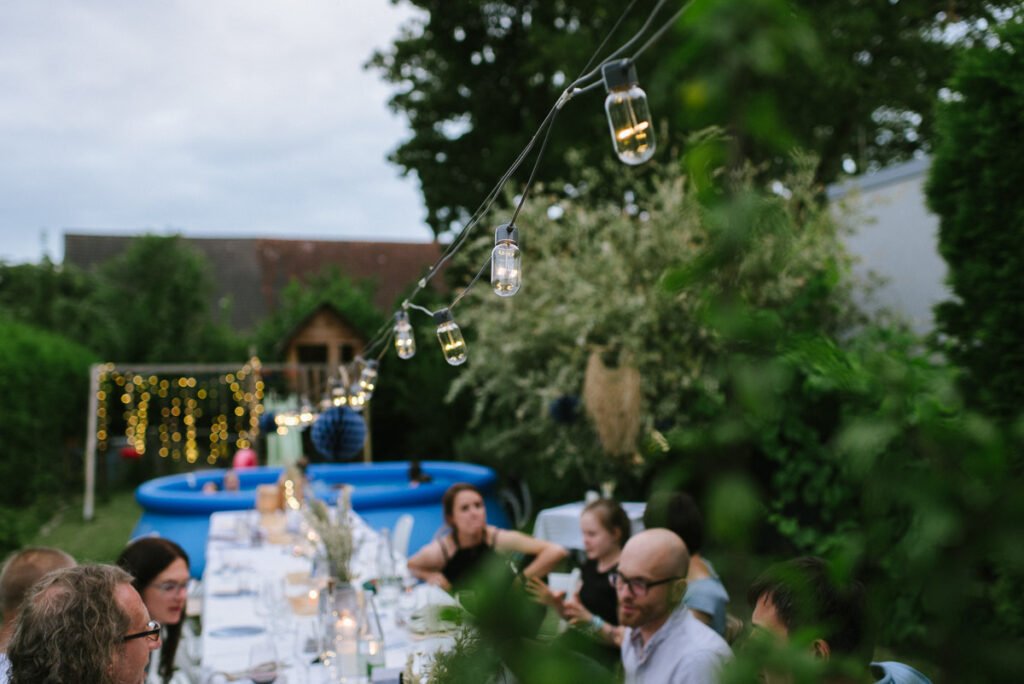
[310,406,367,460]
[258,411,277,435]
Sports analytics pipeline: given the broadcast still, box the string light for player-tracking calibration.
[602,59,655,165]
[351,1,687,371]
[434,308,468,366]
[393,310,416,359]
[491,223,522,297]
[358,359,378,395]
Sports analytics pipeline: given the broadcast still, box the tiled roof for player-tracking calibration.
[63,234,444,331]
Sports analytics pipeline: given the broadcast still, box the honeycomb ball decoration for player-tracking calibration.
[258,411,277,435]
[311,406,367,460]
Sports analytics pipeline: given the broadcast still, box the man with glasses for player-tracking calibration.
[0,546,76,682]
[7,564,161,684]
[616,529,732,683]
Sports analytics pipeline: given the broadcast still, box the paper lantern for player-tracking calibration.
[311,406,367,461]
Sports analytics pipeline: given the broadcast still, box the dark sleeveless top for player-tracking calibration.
[577,558,619,625]
[440,527,498,589]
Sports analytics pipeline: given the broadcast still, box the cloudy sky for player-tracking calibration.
[0,0,428,264]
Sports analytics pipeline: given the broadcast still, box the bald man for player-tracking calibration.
[0,547,76,682]
[616,529,731,683]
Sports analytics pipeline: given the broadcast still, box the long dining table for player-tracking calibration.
[198,509,456,683]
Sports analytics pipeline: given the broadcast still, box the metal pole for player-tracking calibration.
[83,363,101,521]
[363,405,373,463]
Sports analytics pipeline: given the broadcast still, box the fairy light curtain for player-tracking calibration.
[95,358,265,466]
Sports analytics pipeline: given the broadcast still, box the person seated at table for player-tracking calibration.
[408,482,568,592]
[116,537,192,684]
[0,546,77,682]
[749,556,933,684]
[644,490,731,638]
[529,499,631,665]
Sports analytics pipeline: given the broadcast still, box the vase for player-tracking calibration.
[321,582,366,683]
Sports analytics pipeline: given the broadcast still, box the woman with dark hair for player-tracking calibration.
[116,537,191,684]
[644,490,730,637]
[408,482,567,591]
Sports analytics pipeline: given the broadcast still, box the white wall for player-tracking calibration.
[831,159,951,334]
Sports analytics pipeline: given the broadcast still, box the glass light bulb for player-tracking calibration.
[602,60,656,165]
[358,360,378,398]
[491,223,522,297]
[434,308,467,366]
[394,311,416,359]
[349,384,367,412]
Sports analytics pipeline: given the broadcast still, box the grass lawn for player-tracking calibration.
[29,490,142,564]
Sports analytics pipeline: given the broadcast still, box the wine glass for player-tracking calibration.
[248,640,279,684]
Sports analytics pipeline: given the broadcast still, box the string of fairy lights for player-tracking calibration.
[356,0,687,370]
[97,358,265,464]
[95,1,688,454]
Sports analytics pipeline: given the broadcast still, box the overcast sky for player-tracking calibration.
[0,0,428,264]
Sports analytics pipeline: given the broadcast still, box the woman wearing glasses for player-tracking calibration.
[117,537,191,684]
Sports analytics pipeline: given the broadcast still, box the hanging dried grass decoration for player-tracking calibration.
[582,348,642,457]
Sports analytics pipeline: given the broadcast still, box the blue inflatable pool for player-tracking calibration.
[132,461,509,578]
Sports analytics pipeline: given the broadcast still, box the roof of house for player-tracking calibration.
[827,156,932,201]
[63,234,444,331]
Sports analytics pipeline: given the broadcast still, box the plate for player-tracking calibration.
[207,625,266,638]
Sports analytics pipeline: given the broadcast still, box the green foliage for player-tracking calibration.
[926,16,1024,421]
[370,0,1016,237]
[253,266,385,359]
[447,155,852,504]
[91,234,243,362]
[0,316,96,554]
[0,258,118,354]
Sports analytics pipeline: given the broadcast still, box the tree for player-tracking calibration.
[926,16,1024,421]
[445,156,855,503]
[91,235,242,363]
[253,267,385,360]
[370,0,1016,238]
[0,259,117,355]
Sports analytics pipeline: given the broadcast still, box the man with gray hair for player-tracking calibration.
[7,564,161,684]
[0,547,76,681]
[616,529,732,683]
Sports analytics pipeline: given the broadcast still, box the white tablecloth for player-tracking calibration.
[532,501,646,550]
[200,510,453,683]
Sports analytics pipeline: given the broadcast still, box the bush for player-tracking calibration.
[926,17,1024,421]
[0,316,96,554]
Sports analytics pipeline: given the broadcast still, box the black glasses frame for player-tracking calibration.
[608,571,683,596]
[123,620,161,643]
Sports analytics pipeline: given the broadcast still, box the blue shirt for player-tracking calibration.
[871,661,933,684]
[683,558,730,638]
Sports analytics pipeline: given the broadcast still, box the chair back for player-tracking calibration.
[392,513,414,560]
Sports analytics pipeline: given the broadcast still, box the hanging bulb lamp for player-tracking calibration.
[602,59,656,165]
[491,223,522,297]
[394,310,416,359]
[434,308,467,366]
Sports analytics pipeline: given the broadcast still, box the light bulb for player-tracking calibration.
[394,310,416,359]
[358,359,378,397]
[331,384,347,407]
[349,384,367,412]
[491,223,522,297]
[433,308,467,366]
[602,59,656,165]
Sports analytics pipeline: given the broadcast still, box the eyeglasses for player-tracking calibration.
[608,571,683,597]
[123,620,162,643]
[153,580,190,595]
